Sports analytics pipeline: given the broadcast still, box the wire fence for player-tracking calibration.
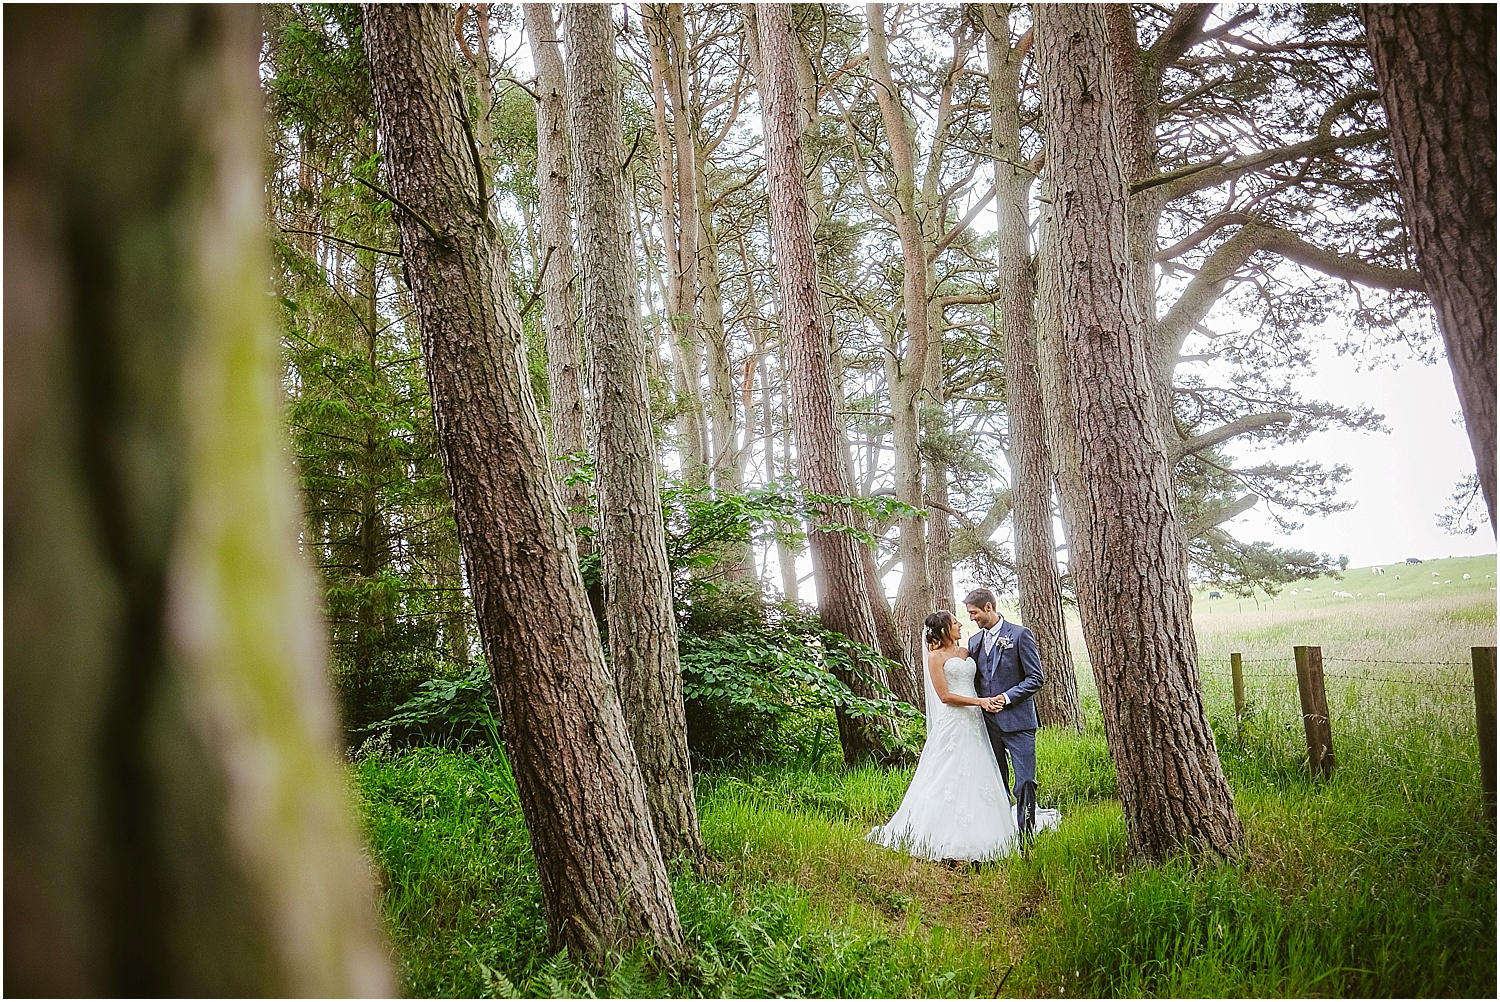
[1193,646,1495,806]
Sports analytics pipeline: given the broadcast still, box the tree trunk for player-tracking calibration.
[1361,4,1497,532]
[752,2,897,764]
[521,4,591,535]
[4,7,391,994]
[562,1,703,871]
[983,3,1083,731]
[1033,3,1243,860]
[645,2,709,489]
[867,3,934,668]
[361,2,682,960]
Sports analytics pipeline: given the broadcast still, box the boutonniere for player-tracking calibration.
[997,636,1014,652]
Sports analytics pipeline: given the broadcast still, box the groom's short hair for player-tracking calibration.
[963,587,997,611]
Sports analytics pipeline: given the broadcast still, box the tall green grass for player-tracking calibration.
[353,557,1496,997]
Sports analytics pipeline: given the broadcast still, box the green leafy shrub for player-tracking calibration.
[679,589,919,768]
[361,660,501,752]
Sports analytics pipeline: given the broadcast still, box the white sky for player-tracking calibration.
[1229,342,1495,568]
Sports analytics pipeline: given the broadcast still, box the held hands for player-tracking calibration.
[979,693,1007,713]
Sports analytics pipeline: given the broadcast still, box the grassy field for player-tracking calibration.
[354,556,1496,997]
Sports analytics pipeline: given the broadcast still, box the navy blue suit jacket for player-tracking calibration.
[968,618,1044,732]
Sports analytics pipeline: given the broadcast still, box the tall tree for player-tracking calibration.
[5,6,390,994]
[522,3,591,530]
[751,1,897,764]
[1361,4,1496,532]
[982,3,1083,731]
[264,5,471,737]
[361,2,681,960]
[645,2,710,488]
[1099,4,1421,586]
[1034,3,1243,860]
[562,1,703,869]
[864,3,934,665]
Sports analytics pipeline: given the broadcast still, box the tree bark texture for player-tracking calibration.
[983,3,1083,731]
[645,2,710,489]
[1033,3,1243,860]
[866,3,935,670]
[4,7,391,995]
[361,3,682,959]
[521,3,591,535]
[753,2,897,764]
[562,1,703,870]
[1361,4,1497,531]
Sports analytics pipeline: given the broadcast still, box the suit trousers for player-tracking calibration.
[982,711,1037,834]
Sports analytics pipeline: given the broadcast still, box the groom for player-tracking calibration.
[963,588,1044,837]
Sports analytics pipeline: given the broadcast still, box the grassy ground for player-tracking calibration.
[354,557,1496,997]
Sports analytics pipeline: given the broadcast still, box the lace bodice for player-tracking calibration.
[941,655,977,698]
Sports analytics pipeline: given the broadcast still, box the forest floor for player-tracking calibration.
[354,555,1497,998]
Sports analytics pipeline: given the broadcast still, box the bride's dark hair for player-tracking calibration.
[924,611,957,649]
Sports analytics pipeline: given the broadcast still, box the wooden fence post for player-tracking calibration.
[1294,645,1335,778]
[1230,652,1245,720]
[1474,646,1496,814]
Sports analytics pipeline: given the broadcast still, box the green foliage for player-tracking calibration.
[653,478,918,602]
[1194,535,1349,597]
[266,6,474,740]
[678,591,920,768]
[363,661,502,753]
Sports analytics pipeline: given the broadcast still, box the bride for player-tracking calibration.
[866,611,1020,862]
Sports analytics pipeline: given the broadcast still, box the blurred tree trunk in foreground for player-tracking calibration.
[4,6,391,995]
[1361,4,1497,533]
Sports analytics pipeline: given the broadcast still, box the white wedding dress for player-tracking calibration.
[865,655,1022,861]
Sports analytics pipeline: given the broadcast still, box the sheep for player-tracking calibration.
[1377,592,1386,598]
[1432,570,1441,576]
[1394,574,1401,581]
[1332,590,1354,599]
[1463,573,1472,580]
[1372,566,1385,575]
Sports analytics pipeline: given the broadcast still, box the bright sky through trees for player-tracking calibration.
[1233,339,1494,567]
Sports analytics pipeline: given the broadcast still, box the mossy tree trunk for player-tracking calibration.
[4,6,391,995]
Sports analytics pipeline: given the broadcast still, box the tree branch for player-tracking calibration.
[1255,224,1423,291]
[1157,218,1423,357]
[516,244,554,318]
[1149,2,1217,71]
[1147,128,1388,200]
[1184,493,1259,538]
[1174,411,1293,461]
[937,288,1004,308]
[1155,210,1250,260]
[928,183,995,262]
[354,175,448,246]
[277,227,402,258]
